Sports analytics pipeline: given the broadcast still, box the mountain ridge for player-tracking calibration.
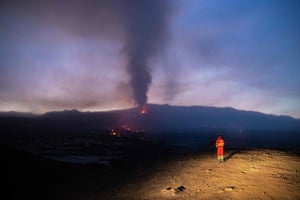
[1,104,299,131]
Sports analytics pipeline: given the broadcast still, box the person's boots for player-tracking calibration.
[220,156,224,163]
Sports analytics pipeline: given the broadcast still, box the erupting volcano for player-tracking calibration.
[139,104,147,115]
[123,0,169,110]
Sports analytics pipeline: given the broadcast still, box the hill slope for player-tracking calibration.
[1,104,300,131]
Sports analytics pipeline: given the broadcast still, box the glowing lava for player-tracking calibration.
[140,104,147,115]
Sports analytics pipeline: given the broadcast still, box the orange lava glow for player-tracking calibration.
[140,104,147,115]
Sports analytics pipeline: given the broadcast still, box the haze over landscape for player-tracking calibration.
[1,0,300,118]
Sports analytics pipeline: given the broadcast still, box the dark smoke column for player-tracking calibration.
[123,0,169,108]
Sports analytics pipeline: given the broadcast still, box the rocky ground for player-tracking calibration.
[3,146,300,200]
[82,149,300,200]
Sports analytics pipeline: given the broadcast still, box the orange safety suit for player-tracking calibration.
[215,136,224,162]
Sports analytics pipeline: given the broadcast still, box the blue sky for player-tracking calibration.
[0,0,299,118]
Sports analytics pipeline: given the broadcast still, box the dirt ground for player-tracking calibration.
[84,149,300,200]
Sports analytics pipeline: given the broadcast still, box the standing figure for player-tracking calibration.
[215,135,225,162]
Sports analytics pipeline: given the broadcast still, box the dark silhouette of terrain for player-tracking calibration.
[1,104,300,199]
[1,104,299,150]
[2,104,299,131]
[1,104,299,148]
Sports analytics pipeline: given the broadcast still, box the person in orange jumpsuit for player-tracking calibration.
[215,135,225,162]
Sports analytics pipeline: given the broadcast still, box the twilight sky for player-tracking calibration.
[1,0,300,118]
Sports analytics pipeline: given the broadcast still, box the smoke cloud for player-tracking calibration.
[0,0,171,110]
[121,0,170,108]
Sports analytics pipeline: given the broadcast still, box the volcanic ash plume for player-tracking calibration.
[0,0,170,111]
[122,0,169,108]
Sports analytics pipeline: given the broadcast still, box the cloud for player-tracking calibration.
[0,0,172,111]
[169,0,300,99]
